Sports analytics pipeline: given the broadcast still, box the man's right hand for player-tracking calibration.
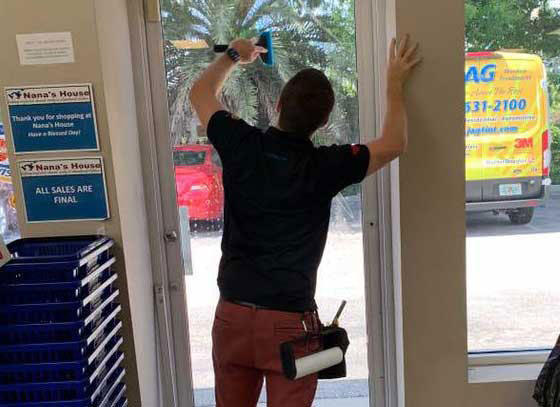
[230,38,267,65]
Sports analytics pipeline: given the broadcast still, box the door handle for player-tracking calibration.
[145,0,161,22]
[164,230,178,242]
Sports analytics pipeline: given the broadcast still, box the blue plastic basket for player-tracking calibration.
[102,384,127,407]
[106,385,127,407]
[96,371,126,407]
[7,237,113,262]
[0,364,125,407]
[0,276,118,325]
[0,341,123,386]
[0,400,91,407]
[0,294,120,346]
[0,313,122,365]
[0,237,114,285]
[0,354,123,404]
[0,328,123,385]
[0,257,116,305]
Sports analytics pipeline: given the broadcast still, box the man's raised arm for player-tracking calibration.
[189,39,267,128]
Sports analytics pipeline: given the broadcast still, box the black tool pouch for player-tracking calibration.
[280,325,350,381]
[318,326,350,380]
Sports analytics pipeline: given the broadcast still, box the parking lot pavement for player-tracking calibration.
[467,188,560,351]
[467,186,560,237]
[186,188,560,400]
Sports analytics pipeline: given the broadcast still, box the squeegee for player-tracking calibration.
[213,32,275,66]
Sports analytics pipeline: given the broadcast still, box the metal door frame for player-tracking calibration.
[127,1,193,406]
[356,0,402,405]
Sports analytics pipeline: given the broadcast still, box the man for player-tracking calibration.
[190,35,421,407]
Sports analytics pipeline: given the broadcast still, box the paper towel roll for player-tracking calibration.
[294,347,344,380]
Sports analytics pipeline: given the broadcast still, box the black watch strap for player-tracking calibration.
[226,48,241,63]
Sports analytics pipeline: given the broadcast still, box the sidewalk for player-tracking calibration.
[194,379,370,407]
[312,399,369,407]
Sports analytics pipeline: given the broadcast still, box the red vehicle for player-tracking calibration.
[174,144,224,230]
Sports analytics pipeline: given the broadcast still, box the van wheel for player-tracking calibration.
[508,207,535,225]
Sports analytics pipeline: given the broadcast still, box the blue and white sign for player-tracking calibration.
[5,84,99,154]
[18,157,109,222]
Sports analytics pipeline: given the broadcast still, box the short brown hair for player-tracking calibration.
[278,69,335,136]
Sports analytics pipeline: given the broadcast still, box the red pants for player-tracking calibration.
[212,300,321,407]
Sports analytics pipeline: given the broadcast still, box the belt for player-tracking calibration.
[223,297,310,313]
[224,298,274,310]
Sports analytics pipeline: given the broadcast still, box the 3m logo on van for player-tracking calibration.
[465,64,496,83]
[514,138,533,149]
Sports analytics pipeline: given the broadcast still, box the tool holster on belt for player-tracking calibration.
[280,301,351,381]
[317,326,350,379]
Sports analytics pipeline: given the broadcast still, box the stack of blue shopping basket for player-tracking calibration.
[0,236,127,407]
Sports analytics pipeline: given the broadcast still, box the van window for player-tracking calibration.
[173,151,206,166]
[211,152,222,168]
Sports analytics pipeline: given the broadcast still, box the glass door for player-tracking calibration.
[146,0,391,404]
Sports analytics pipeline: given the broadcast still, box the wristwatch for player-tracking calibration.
[226,47,241,63]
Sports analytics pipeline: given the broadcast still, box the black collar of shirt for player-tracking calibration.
[266,127,314,152]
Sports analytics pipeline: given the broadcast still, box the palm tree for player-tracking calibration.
[161,0,359,146]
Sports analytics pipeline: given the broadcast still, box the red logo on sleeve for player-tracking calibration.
[351,144,361,156]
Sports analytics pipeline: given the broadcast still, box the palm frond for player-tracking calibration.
[162,0,359,146]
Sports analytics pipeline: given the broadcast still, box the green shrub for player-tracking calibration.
[551,124,560,185]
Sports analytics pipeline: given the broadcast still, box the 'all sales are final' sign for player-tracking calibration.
[18,157,109,223]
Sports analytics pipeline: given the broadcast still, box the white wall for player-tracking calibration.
[0,1,159,405]
[395,0,468,403]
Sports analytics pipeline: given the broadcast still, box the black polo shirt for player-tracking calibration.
[207,110,370,312]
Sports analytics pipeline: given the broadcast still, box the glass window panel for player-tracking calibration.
[465,0,560,352]
[160,0,371,404]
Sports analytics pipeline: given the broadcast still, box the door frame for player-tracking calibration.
[126,1,193,406]
[356,0,402,405]
[127,0,402,405]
